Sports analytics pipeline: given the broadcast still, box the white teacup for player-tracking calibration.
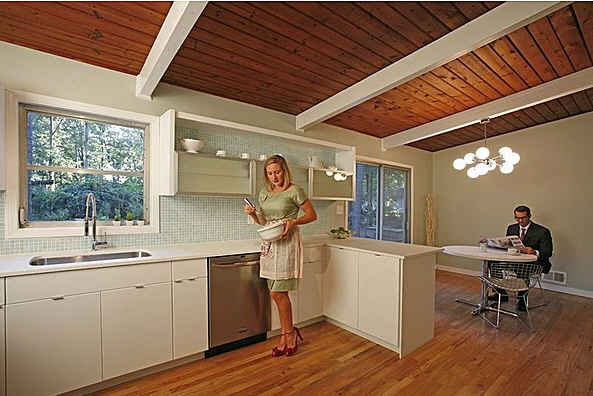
[258,154,267,161]
[240,152,250,159]
[216,150,226,157]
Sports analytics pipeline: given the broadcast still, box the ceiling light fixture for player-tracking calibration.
[452,118,520,178]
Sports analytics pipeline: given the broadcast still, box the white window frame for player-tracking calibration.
[4,90,161,238]
[348,155,414,244]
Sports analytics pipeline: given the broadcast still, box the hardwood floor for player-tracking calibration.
[95,270,593,395]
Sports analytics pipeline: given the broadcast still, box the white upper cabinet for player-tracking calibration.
[0,83,5,191]
[158,110,355,200]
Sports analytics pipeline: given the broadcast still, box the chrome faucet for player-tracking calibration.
[85,193,108,250]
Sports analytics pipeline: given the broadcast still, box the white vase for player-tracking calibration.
[125,220,134,226]
[112,220,121,226]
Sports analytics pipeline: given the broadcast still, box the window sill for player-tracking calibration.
[6,224,159,239]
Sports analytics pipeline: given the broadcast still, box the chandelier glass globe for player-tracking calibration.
[499,146,512,158]
[453,158,466,170]
[475,162,488,175]
[500,162,514,174]
[467,167,479,178]
[463,153,475,164]
[509,152,520,165]
[475,146,490,160]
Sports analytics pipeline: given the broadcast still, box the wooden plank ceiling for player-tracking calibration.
[0,2,592,152]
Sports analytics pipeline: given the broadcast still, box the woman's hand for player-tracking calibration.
[244,205,256,215]
[282,219,297,239]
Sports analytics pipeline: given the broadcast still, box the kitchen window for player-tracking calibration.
[348,161,411,243]
[4,89,161,238]
[19,104,149,227]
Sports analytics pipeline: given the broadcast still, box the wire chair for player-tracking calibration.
[479,262,543,331]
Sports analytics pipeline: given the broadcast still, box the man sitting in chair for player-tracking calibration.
[491,205,553,311]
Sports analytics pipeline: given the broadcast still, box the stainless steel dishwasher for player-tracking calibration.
[208,253,270,351]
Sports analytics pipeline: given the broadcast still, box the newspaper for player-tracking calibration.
[486,235,524,249]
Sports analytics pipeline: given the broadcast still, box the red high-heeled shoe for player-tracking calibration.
[272,331,291,356]
[285,327,304,357]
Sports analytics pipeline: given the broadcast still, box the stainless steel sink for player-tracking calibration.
[29,250,152,266]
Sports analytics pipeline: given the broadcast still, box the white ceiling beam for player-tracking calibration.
[381,66,593,149]
[135,1,207,101]
[295,1,568,130]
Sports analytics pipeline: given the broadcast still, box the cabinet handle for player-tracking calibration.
[134,284,145,289]
[375,254,382,257]
[188,276,198,281]
[174,279,183,283]
[51,295,65,300]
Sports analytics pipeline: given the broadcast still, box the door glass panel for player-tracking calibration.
[382,166,409,243]
[348,163,379,239]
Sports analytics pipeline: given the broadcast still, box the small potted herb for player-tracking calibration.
[113,213,121,226]
[126,212,134,226]
[329,227,352,239]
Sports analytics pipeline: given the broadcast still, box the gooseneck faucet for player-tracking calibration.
[85,193,108,250]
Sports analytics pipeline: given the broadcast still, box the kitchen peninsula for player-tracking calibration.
[0,237,441,396]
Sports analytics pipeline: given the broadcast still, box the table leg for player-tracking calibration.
[455,259,489,315]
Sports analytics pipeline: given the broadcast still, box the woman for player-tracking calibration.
[244,155,317,356]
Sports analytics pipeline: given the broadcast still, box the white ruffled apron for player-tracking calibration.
[260,220,303,280]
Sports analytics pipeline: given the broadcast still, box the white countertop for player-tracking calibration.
[0,236,443,277]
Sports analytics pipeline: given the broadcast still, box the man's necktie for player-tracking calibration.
[520,227,526,241]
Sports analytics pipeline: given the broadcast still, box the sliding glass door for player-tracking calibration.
[348,162,410,243]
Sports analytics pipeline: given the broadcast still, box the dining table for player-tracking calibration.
[442,245,537,319]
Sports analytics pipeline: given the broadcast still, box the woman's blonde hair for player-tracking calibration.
[263,155,292,192]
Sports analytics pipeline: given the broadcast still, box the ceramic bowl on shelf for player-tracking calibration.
[180,138,204,153]
[257,222,285,242]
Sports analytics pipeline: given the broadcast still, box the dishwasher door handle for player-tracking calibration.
[211,260,260,268]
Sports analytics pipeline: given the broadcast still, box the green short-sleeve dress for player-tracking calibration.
[259,184,308,291]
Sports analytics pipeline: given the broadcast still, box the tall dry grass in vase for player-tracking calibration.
[425,194,436,246]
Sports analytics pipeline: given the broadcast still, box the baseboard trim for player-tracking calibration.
[437,264,593,299]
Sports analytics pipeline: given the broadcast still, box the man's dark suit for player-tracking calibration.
[506,222,553,273]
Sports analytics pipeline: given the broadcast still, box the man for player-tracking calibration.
[490,205,553,311]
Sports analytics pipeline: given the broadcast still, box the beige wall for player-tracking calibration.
[0,42,432,243]
[434,112,593,292]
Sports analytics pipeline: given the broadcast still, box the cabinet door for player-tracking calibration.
[298,260,323,323]
[101,283,172,379]
[271,291,298,331]
[323,247,358,328]
[173,278,208,359]
[6,293,101,396]
[358,253,399,346]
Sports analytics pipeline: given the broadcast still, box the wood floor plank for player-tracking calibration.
[95,271,593,396]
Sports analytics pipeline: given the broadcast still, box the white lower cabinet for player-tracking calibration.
[298,260,323,322]
[323,247,358,328]
[101,283,172,379]
[6,293,102,396]
[358,252,400,346]
[271,291,298,331]
[0,305,5,396]
[173,278,208,358]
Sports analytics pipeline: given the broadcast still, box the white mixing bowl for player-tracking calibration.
[180,138,204,153]
[257,222,285,242]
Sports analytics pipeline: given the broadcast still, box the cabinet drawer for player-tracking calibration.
[303,247,322,263]
[6,262,171,304]
[173,258,207,281]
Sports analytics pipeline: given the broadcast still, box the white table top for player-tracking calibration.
[443,245,537,262]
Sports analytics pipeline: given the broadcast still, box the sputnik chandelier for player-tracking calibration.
[452,118,520,178]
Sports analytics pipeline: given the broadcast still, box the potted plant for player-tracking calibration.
[112,213,121,226]
[125,212,134,226]
[329,227,352,239]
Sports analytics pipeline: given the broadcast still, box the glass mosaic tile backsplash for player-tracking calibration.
[0,125,335,256]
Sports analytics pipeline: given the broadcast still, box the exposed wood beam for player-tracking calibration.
[382,66,593,149]
[135,1,207,100]
[295,1,568,130]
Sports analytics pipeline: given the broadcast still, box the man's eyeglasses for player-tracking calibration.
[515,215,529,221]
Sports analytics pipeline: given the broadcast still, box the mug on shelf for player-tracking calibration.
[240,152,250,159]
[216,149,227,157]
